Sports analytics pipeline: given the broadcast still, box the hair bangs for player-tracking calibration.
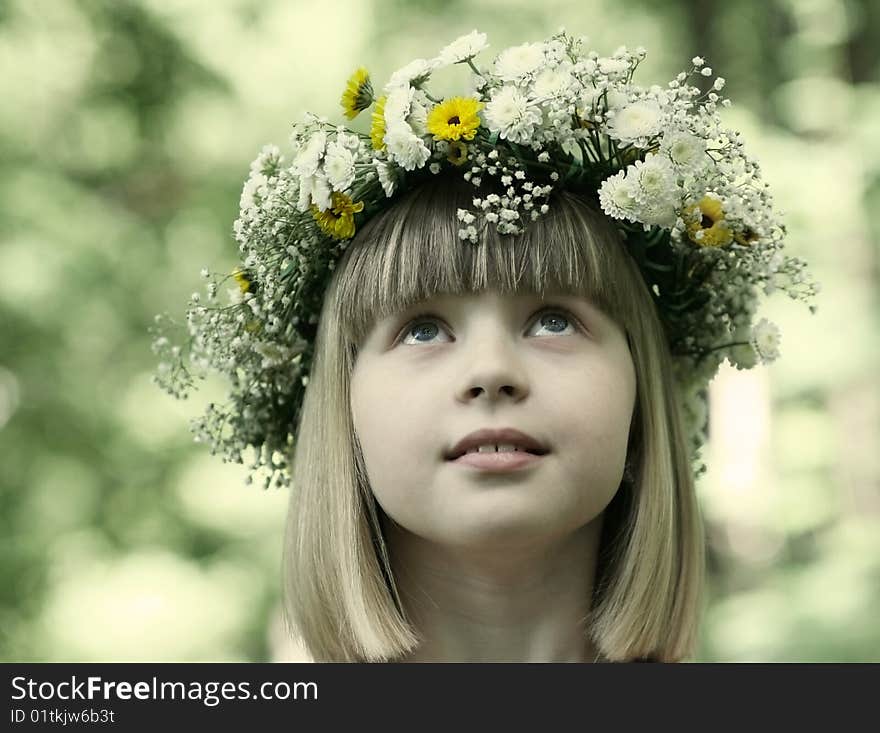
[333,174,647,348]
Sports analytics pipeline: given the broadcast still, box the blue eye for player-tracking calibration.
[534,311,573,335]
[398,308,579,346]
[400,315,450,345]
[405,319,446,344]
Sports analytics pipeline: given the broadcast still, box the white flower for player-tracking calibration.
[383,122,431,171]
[292,131,326,178]
[560,138,581,161]
[598,170,639,221]
[604,89,630,110]
[605,99,663,144]
[457,208,476,224]
[597,56,630,79]
[385,58,435,90]
[239,172,266,211]
[530,66,575,99]
[660,129,707,171]
[728,324,758,369]
[375,160,396,197]
[635,195,678,228]
[254,341,283,367]
[324,140,356,191]
[750,318,781,364]
[483,86,543,144]
[435,30,489,66]
[629,153,676,205]
[384,84,414,125]
[578,87,599,112]
[493,42,546,82]
[296,171,331,212]
[408,95,428,136]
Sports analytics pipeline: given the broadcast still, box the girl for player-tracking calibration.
[154,29,816,664]
[281,171,705,663]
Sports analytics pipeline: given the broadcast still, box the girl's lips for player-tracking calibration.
[447,450,547,472]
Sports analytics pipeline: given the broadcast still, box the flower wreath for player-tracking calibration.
[152,28,820,489]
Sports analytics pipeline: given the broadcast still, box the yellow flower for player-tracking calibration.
[734,227,759,246]
[426,96,484,142]
[370,95,387,151]
[685,196,733,248]
[310,191,365,240]
[447,141,469,166]
[340,67,374,120]
[232,268,252,293]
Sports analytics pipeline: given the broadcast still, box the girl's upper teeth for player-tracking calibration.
[466,443,521,454]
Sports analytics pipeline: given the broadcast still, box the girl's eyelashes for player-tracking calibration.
[394,307,585,346]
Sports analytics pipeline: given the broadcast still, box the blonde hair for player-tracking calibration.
[281,173,705,662]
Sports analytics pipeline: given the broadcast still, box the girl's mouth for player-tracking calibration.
[447,450,547,472]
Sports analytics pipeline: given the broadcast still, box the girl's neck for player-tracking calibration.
[383,517,605,663]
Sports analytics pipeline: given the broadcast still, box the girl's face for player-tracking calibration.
[350,289,637,550]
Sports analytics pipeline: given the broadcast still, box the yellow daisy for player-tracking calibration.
[447,141,469,166]
[310,191,365,240]
[340,67,374,120]
[232,267,252,293]
[685,196,733,248]
[426,97,484,142]
[370,95,387,151]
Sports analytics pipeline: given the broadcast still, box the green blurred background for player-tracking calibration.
[1,0,878,662]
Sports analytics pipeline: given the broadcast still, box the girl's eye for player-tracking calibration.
[400,315,451,346]
[532,311,576,337]
[398,308,579,346]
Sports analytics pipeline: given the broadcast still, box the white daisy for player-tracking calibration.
[750,318,781,364]
[629,153,676,205]
[239,172,266,211]
[635,195,678,228]
[606,99,663,144]
[435,30,489,66]
[375,160,397,197]
[324,140,356,192]
[384,122,431,170]
[483,85,543,144]
[296,171,332,212]
[292,130,326,178]
[385,58,435,90]
[604,89,630,110]
[598,170,639,221]
[493,42,546,82]
[407,93,428,136]
[384,84,414,125]
[661,129,707,172]
[578,87,599,112]
[530,66,575,99]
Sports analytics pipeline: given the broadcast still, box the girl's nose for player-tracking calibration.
[454,331,530,404]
